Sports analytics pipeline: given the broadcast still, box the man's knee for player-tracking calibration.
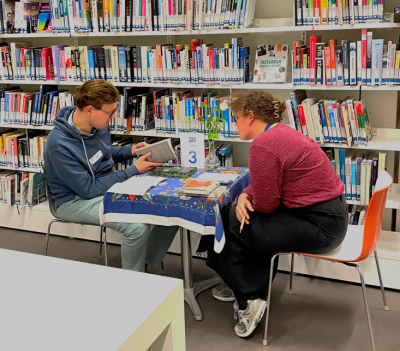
[122,223,151,241]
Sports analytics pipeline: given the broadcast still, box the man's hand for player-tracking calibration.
[235,193,254,225]
[131,142,149,157]
[134,152,163,173]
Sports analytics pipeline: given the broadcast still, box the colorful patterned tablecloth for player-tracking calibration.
[100,167,250,253]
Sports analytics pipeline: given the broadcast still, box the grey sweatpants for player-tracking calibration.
[57,195,178,272]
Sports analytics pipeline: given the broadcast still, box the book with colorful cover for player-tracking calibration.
[181,179,220,195]
[253,44,289,83]
[23,2,39,33]
[37,4,52,32]
[150,166,197,178]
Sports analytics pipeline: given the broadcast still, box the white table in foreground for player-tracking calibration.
[0,249,185,351]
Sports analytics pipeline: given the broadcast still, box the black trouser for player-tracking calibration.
[205,195,348,301]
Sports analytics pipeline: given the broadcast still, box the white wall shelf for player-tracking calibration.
[0,33,71,38]
[2,126,400,151]
[0,124,53,130]
[0,18,398,39]
[0,166,41,173]
[347,183,400,209]
[3,79,400,91]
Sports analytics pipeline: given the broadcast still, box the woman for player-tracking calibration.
[207,90,348,338]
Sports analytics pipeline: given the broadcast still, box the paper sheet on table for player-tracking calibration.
[107,176,167,196]
[196,172,240,184]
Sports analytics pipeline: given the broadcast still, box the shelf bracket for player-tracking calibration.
[73,35,79,47]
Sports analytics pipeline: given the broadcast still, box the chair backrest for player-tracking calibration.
[358,170,393,261]
[41,161,58,219]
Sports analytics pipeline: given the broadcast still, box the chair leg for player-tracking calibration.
[103,227,108,267]
[289,254,294,295]
[263,253,281,346]
[99,226,103,258]
[374,250,388,311]
[161,260,165,275]
[45,219,63,256]
[347,262,377,351]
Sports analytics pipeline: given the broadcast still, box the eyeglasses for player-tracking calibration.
[94,105,118,117]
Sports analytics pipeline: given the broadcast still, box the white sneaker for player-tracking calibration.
[212,283,236,302]
[233,299,267,338]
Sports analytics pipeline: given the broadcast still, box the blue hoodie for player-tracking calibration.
[44,106,139,209]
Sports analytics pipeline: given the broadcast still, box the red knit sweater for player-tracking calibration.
[243,123,344,213]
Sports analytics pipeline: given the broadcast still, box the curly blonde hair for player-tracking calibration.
[74,79,119,110]
[231,90,286,123]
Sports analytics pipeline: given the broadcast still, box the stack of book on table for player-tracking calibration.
[180,179,220,196]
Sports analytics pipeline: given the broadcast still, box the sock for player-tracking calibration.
[237,298,248,310]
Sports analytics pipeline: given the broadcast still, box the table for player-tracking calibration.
[0,249,185,351]
[100,167,250,321]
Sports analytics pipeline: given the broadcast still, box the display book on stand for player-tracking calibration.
[73,0,256,33]
[0,38,250,88]
[292,30,400,88]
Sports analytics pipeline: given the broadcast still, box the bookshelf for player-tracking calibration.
[0,0,400,290]
[0,166,41,173]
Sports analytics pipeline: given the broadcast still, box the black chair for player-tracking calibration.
[42,163,108,266]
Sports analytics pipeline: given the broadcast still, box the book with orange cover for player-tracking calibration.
[181,179,220,195]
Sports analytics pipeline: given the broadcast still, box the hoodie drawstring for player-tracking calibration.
[81,138,95,179]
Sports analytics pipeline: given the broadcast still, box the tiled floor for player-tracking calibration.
[0,227,399,350]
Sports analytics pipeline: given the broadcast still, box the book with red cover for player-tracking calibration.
[42,48,54,80]
[362,29,367,84]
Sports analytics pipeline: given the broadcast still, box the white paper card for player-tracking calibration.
[180,133,205,168]
[196,172,239,184]
[107,176,167,196]
[89,150,103,165]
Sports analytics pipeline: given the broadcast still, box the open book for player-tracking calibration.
[135,139,177,164]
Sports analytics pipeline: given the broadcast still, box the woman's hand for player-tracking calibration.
[236,193,254,225]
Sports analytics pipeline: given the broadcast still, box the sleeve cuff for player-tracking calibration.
[123,165,139,178]
[122,145,133,159]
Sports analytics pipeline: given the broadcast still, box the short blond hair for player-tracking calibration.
[231,90,286,123]
[74,80,119,110]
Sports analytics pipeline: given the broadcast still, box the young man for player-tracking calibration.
[44,80,178,271]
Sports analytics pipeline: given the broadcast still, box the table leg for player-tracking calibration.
[180,228,220,321]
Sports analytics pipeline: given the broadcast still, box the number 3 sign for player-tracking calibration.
[180,133,205,168]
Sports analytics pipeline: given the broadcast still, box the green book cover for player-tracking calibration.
[150,167,197,179]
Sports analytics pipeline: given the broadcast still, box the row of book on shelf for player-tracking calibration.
[113,139,234,170]
[0,170,46,208]
[292,30,400,87]
[287,90,372,146]
[76,0,256,33]
[294,0,385,26]
[0,0,67,34]
[347,204,367,225]
[0,39,250,86]
[0,0,257,34]
[110,87,238,136]
[0,85,74,126]
[0,85,240,137]
[325,148,386,206]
